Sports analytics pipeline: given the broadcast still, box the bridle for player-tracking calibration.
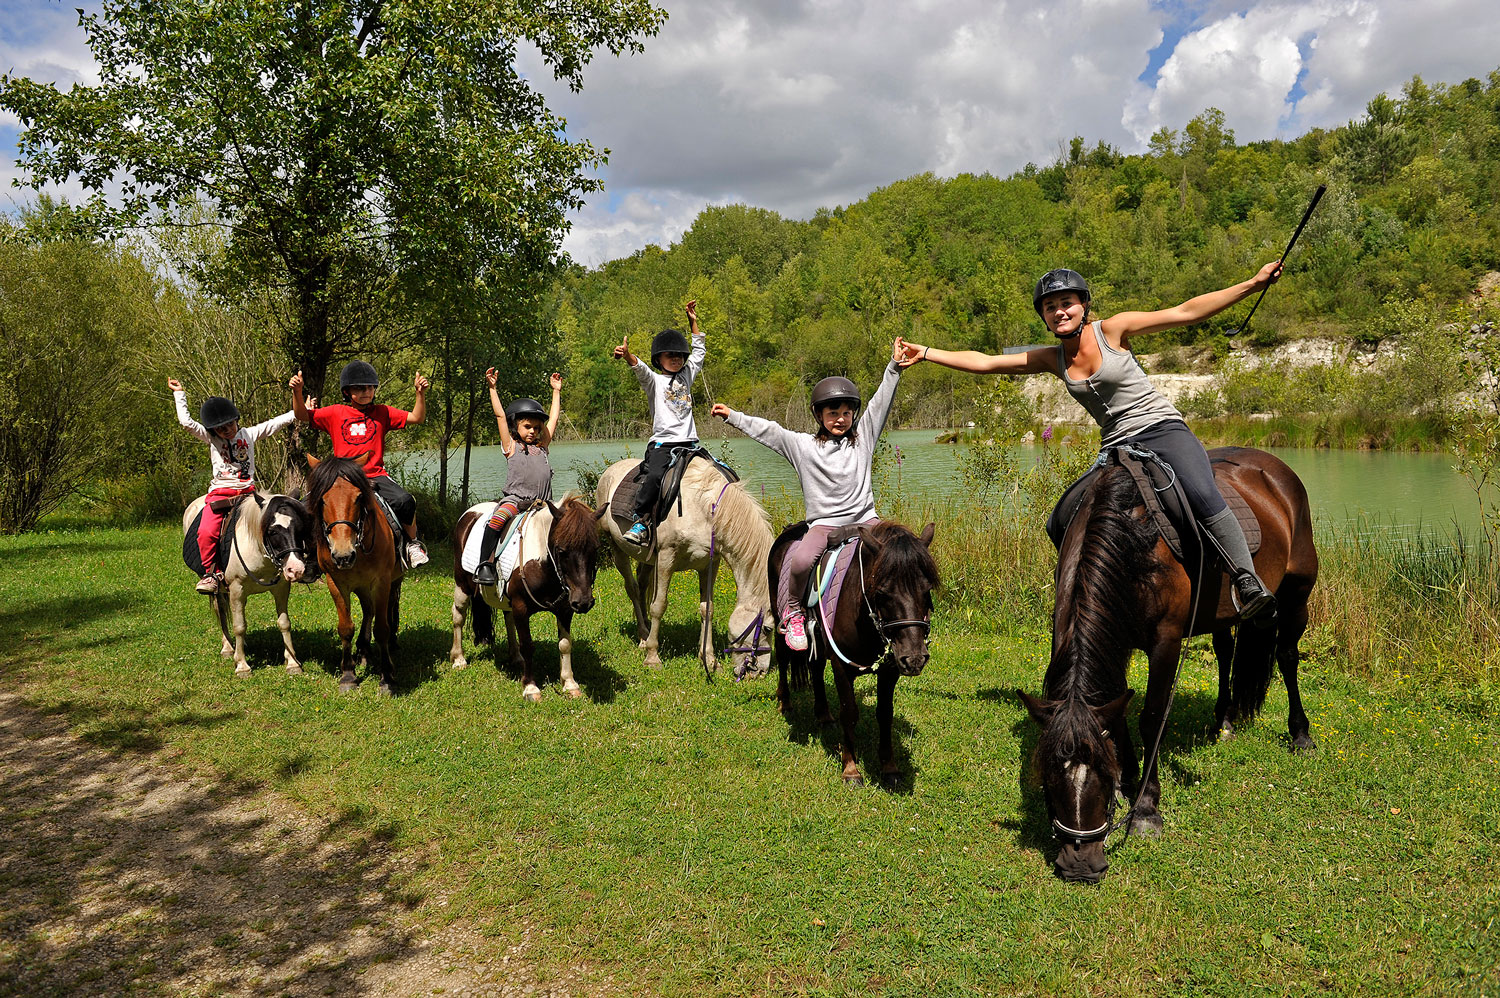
[705,481,774,680]
[514,508,578,612]
[319,489,374,557]
[855,542,931,663]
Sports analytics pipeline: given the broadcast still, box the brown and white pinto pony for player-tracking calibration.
[182,492,315,676]
[450,496,609,701]
[305,454,404,694]
[771,520,939,789]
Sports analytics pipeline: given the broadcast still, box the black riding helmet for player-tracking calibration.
[650,328,691,372]
[199,396,240,431]
[1032,269,1092,316]
[338,360,380,397]
[809,376,861,414]
[505,397,547,427]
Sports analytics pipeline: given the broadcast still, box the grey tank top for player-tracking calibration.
[503,443,553,502]
[1058,321,1183,447]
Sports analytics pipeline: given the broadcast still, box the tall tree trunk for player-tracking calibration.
[439,325,453,507]
[461,377,477,508]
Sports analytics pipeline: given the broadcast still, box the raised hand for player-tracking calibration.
[1254,259,1284,288]
[550,372,564,392]
[306,396,319,410]
[288,370,304,393]
[613,333,633,362]
[167,377,183,391]
[685,299,698,324]
[414,373,430,394]
[710,402,732,421]
[485,367,499,389]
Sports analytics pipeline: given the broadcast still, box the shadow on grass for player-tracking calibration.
[985,684,1223,869]
[778,660,919,794]
[0,694,431,996]
[457,611,629,704]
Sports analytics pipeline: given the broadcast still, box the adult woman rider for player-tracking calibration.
[895,262,1284,620]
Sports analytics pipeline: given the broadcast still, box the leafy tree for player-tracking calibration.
[0,0,666,405]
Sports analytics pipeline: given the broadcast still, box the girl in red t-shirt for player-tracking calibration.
[290,360,431,567]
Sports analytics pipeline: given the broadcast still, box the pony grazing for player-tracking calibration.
[772,520,939,788]
[1021,446,1317,883]
[449,496,609,701]
[305,454,404,694]
[597,457,773,678]
[182,492,316,676]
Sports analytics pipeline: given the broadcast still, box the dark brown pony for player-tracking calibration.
[305,454,404,694]
[449,497,609,701]
[771,521,939,788]
[1020,446,1317,883]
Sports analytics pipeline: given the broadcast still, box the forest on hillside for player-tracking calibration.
[550,70,1500,436]
[4,67,1500,529]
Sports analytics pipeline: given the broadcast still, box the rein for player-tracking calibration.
[514,508,571,612]
[825,539,931,671]
[708,480,774,679]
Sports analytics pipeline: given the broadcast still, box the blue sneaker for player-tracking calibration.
[623,521,650,545]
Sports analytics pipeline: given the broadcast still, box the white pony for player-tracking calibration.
[597,457,773,677]
[182,493,314,676]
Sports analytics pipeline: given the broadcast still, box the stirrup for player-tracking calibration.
[1231,572,1276,623]
[405,538,430,568]
[474,560,499,587]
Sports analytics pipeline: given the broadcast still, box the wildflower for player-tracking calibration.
[1041,424,1054,443]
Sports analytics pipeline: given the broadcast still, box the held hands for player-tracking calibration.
[167,377,183,392]
[710,403,732,421]
[550,372,564,392]
[893,337,927,369]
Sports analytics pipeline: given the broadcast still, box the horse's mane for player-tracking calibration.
[305,457,376,529]
[867,520,940,595]
[1035,698,1120,777]
[550,493,600,551]
[688,461,773,580]
[1049,464,1161,703]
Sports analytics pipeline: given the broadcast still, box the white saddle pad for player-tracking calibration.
[459,503,531,586]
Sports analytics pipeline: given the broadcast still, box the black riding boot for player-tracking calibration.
[1202,507,1276,623]
[474,522,504,587]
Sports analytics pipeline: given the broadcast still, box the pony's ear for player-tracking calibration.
[306,453,322,469]
[352,449,374,468]
[545,499,560,518]
[1093,689,1135,728]
[919,522,936,548]
[857,524,878,547]
[1017,689,1055,726]
[593,500,610,521]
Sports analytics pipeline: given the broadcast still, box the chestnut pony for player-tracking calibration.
[305,454,404,694]
[771,520,939,789]
[1020,446,1318,883]
[449,497,609,701]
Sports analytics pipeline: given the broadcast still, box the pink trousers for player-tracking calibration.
[198,485,256,572]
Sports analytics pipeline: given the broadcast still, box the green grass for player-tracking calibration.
[2,523,1499,996]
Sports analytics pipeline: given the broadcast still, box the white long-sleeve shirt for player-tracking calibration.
[633,327,707,443]
[725,359,902,526]
[174,390,296,491]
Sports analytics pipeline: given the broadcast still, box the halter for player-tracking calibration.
[708,480,773,679]
[321,493,374,556]
[513,507,572,612]
[825,539,931,670]
[220,497,317,588]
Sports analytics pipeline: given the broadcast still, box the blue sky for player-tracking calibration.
[5,0,1499,264]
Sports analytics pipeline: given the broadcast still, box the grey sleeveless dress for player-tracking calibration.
[502,443,553,504]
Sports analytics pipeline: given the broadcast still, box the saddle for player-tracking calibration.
[182,493,261,576]
[1045,446,1261,563]
[778,520,869,669]
[372,492,408,568]
[609,448,739,540]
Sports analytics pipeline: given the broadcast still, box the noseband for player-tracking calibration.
[321,497,373,556]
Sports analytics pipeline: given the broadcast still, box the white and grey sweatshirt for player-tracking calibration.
[633,327,707,443]
[725,359,902,526]
[174,390,295,491]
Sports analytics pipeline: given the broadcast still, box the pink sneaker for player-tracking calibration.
[784,613,808,652]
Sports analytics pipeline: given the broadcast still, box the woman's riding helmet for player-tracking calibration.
[338,360,381,394]
[650,329,691,372]
[809,376,862,414]
[505,397,547,427]
[199,396,240,431]
[1032,269,1091,315]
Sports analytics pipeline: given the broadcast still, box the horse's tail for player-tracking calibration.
[1228,608,1278,721]
[472,592,495,645]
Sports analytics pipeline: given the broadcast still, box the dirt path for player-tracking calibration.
[0,692,581,997]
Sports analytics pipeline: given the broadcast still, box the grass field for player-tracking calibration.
[2,522,1498,996]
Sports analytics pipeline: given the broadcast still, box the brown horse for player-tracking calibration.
[305,455,404,694]
[1019,446,1318,883]
[449,497,609,701]
[771,520,939,788]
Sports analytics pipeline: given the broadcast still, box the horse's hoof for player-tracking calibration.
[879,772,902,791]
[1218,722,1235,742]
[645,658,663,671]
[451,658,468,670]
[564,685,583,700]
[843,773,865,788]
[234,664,251,677]
[523,685,543,703]
[1291,733,1317,754]
[339,680,359,693]
[378,683,393,697]
[1128,812,1164,838]
[285,663,303,676]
